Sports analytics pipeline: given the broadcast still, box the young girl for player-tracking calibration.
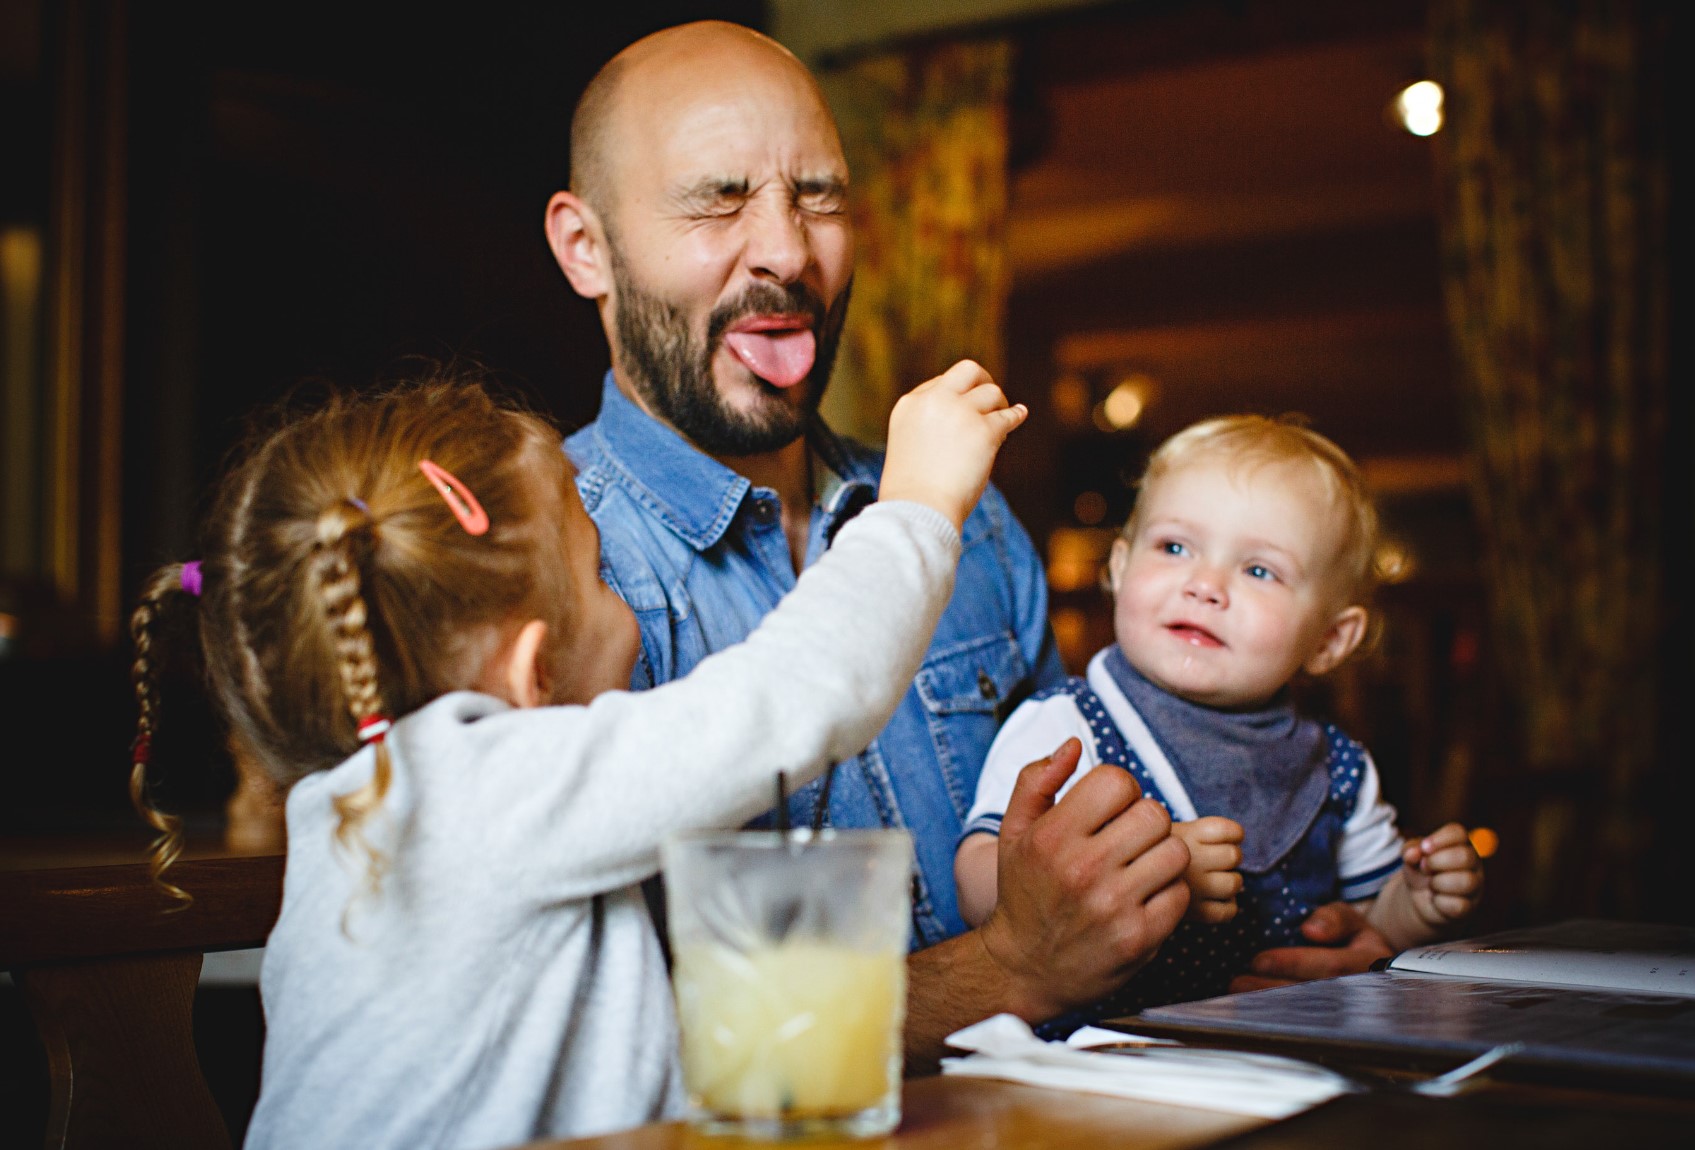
[955,415,1484,1032]
[129,361,1024,1147]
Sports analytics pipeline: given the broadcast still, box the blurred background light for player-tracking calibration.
[1093,373,1154,431]
[1073,490,1108,525]
[1469,826,1499,859]
[1393,80,1444,136]
[1050,372,1093,429]
[1046,526,1116,593]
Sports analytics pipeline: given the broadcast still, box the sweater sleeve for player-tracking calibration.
[422,501,961,900]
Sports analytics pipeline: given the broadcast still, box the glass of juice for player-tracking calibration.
[661,828,912,1139]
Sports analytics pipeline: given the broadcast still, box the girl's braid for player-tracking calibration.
[128,564,191,905]
[311,501,393,895]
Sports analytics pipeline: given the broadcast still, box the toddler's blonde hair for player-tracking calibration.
[1123,414,1381,606]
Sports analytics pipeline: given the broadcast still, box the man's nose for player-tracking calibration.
[742,198,811,284]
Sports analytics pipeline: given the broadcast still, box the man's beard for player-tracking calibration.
[610,246,850,457]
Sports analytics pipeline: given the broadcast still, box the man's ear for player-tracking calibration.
[1304,605,1368,677]
[1105,537,1131,596]
[504,619,552,709]
[545,191,611,301]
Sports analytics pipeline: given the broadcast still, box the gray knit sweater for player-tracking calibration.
[243,502,960,1149]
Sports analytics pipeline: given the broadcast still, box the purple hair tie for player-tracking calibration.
[180,560,203,597]
[350,497,370,514]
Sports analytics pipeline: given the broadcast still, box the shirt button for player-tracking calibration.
[751,498,778,526]
[977,670,997,700]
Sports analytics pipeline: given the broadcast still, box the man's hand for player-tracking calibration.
[1169,817,1244,924]
[1228,901,1393,993]
[977,738,1190,1020]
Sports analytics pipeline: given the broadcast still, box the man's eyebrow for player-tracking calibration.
[792,174,847,197]
[671,176,752,207]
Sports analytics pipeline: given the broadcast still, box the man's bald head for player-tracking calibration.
[548,19,854,458]
[568,21,836,217]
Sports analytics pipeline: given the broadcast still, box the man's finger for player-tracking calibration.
[997,738,1083,842]
[1297,900,1366,944]
[1045,758,1145,840]
[1228,972,1293,994]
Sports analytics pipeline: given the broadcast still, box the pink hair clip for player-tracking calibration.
[417,460,489,536]
[180,561,203,597]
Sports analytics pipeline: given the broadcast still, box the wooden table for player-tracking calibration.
[1,832,284,1150]
[527,1050,1695,1150]
[526,1076,1266,1149]
[11,835,1694,1150]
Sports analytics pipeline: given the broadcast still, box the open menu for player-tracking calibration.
[1386,919,1694,995]
[1125,920,1695,1088]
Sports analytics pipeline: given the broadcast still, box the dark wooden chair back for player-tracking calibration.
[1,848,283,1150]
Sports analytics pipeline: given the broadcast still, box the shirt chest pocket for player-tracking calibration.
[912,633,1031,815]
[916,633,1029,717]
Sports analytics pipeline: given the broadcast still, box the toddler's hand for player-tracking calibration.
[1401,822,1483,928]
[1170,817,1244,924]
[880,360,1027,531]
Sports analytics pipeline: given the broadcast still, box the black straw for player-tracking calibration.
[774,770,790,834]
[809,762,838,833]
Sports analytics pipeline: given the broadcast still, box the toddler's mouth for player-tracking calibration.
[1165,622,1224,648]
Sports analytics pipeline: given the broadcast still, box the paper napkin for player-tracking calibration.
[941,1013,1356,1119]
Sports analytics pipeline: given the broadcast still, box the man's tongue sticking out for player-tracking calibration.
[722,318,817,388]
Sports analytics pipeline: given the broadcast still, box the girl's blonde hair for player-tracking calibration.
[129,371,577,900]
[1123,414,1381,605]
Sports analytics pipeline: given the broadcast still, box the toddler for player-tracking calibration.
[129,362,1024,1147]
[954,415,1483,1030]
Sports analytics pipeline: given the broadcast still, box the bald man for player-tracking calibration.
[546,21,1192,1069]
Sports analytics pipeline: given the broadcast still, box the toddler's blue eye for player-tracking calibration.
[1158,540,1187,557]
[1246,563,1276,581]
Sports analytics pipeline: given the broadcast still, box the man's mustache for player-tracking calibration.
[706,282,827,346]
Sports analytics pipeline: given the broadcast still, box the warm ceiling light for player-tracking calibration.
[1095,374,1153,431]
[1393,80,1444,136]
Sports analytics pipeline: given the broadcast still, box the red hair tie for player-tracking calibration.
[357,715,392,744]
[417,460,489,536]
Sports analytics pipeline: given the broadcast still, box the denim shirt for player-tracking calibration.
[566,373,1064,945]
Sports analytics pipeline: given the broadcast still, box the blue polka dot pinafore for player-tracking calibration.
[1035,676,1370,1038]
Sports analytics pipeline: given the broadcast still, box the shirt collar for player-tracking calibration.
[591,372,752,551]
[589,371,879,552]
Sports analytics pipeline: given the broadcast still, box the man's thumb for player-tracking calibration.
[998,737,1083,840]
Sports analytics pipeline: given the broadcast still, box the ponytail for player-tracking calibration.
[128,562,200,906]
[310,500,395,900]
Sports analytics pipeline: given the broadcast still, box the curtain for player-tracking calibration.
[817,39,1013,445]
[1430,0,1668,915]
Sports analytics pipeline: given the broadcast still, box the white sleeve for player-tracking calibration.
[961,692,1097,839]
[1336,749,1406,900]
[399,501,961,901]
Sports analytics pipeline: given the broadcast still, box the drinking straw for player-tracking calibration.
[810,762,838,833]
[774,770,790,834]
